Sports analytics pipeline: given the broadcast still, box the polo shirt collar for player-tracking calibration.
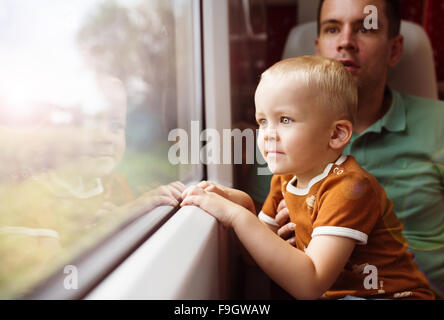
[364,88,407,134]
[286,155,348,196]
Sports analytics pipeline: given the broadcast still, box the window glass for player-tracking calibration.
[228,0,298,202]
[0,0,201,298]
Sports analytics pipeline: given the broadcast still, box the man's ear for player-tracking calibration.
[329,120,353,150]
[388,34,403,68]
[315,37,320,55]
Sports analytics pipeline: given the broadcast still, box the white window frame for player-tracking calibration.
[85,0,234,300]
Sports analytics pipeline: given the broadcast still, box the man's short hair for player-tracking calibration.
[259,56,358,125]
[317,0,401,39]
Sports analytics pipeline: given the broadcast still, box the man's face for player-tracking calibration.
[315,0,400,91]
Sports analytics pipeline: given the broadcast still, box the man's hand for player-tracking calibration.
[276,199,296,246]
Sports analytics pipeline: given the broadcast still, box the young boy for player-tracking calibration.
[181,56,434,299]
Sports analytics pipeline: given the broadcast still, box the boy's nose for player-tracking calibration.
[263,127,279,141]
[92,122,113,140]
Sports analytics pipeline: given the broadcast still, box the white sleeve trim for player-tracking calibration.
[258,211,280,228]
[0,226,60,239]
[312,226,368,245]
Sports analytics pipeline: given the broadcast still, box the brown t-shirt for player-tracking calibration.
[259,155,434,299]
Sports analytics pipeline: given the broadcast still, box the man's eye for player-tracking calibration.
[324,26,338,34]
[281,117,291,124]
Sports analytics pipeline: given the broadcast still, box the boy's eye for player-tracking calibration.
[109,122,125,131]
[281,117,291,124]
[257,119,267,126]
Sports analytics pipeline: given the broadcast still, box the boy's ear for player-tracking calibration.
[329,120,353,150]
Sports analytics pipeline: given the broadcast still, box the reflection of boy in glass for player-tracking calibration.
[0,74,184,298]
[42,75,130,202]
[31,74,184,233]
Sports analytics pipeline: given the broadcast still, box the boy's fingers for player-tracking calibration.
[205,185,230,200]
[197,181,211,189]
[167,185,183,199]
[201,182,220,193]
[182,184,208,199]
[180,195,202,207]
[181,185,196,199]
[149,195,178,208]
[189,186,205,195]
[158,196,179,207]
[157,185,174,197]
[170,181,186,193]
[182,186,206,201]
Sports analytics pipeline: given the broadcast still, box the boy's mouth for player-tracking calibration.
[89,151,115,159]
[266,151,285,157]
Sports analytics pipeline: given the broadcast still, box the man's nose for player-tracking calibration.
[337,26,357,52]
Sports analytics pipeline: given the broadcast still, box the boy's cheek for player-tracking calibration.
[265,161,278,174]
[256,132,266,157]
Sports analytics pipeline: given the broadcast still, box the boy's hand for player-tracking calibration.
[276,199,296,246]
[182,181,229,200]
[146,181,186,207]
[107,181,185,216]
[183,181,256,214]
[181,185,245,228]
[125,181,186,216]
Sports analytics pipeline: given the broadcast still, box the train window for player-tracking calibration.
[0,0,202,299]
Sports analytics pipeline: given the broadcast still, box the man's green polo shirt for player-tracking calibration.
[343,90,444,251]
[343,89,444,294]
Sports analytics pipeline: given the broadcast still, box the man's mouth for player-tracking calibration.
[340,59,360,72]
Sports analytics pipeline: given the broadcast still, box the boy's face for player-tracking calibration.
[255,78,333,180]
[76,88,127,179]
[83,107,127,178]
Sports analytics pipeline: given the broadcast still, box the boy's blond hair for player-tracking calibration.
[260,56,358,124]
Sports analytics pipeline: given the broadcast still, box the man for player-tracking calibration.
[269,0,444,297]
